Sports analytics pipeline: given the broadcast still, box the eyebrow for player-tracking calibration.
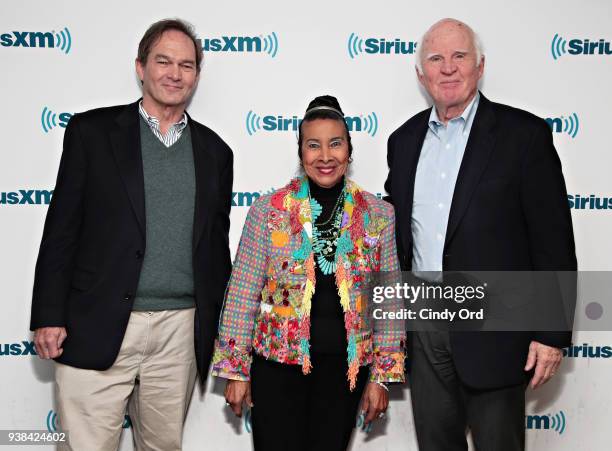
[305,136,345,142]
[425,49,470,59]
[153,53,196,65]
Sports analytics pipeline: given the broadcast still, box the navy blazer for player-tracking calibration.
[385,93,577,389]
[30,100,233,384]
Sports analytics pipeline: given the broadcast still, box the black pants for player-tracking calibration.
[410,331,525,451]
[250,354,368,451]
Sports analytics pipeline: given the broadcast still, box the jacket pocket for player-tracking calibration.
[71,267,95,292]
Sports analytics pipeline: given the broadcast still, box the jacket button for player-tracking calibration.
[123,293,133,301]
[136,250,143,259]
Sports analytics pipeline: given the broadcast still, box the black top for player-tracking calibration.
[308,177,347,355]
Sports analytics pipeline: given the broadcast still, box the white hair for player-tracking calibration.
[415,18,484,75]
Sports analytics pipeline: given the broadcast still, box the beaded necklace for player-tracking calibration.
[310,185,346,275]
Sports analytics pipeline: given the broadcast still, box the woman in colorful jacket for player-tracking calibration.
[212,95,405,451]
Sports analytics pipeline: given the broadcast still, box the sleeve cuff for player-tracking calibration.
[369,350,405,383]
[211,339,252,381]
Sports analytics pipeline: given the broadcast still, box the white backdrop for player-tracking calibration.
[1,0,611,449]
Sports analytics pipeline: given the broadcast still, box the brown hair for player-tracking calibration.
[137,19,202,72]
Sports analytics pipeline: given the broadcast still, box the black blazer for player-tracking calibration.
[30,101,233,384]
[385,93,577,389]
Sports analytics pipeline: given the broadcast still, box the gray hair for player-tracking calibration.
[415,18,484,75]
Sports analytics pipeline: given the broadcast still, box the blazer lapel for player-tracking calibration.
[444,94,497,249]
[398,113,429,254]
[190,119,216,249]
[110,101,146,237]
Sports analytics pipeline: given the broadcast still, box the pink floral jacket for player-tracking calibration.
[212,177,405,389]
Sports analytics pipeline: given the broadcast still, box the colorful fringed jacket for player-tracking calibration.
[212,177,405,389]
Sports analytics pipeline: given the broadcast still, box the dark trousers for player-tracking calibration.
[410,331,525,451]
[250,353,368,451]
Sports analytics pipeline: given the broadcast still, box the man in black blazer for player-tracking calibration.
[30,19,232,450]
[385,19,576,450]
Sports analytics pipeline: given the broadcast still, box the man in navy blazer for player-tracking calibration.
[385,19,576,450]
[30,19,232,450]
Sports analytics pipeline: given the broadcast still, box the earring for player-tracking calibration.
[348,157,353,163]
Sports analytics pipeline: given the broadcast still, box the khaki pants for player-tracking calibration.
[56,308,197,451]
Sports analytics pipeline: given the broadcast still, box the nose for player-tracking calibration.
[168,63,181,80]
[320,146,332,162]
[440,58,457,75]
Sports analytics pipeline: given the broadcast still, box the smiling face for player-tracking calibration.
[300,118,350,188]
[136,29,199,113]
[418,20,484,118]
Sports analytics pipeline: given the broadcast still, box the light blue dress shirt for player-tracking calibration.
[412,93,480,272]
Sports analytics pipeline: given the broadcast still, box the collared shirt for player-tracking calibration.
[138,101,188,148]
[412,92,480,272]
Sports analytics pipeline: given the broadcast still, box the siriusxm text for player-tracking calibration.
[364,38,417,54]
[0,341,36,356]
[1,31,53,48]
[567,39,612,55]
[51,113,72,128]
[1,190,54,205]
[203,36,262,52]
[258,116,367,132]
[563,343,612,358]
[568,194,612,210]
[232,191,261,207]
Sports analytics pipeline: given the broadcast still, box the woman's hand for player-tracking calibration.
[224,379,253,417]
[360,382,389,427]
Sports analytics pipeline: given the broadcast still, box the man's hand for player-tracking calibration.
[361,382,389,427]
[224,380,253,417]
[524,340,563,389]
[34,327,67,359]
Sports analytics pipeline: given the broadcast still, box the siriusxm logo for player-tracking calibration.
[245,111,379,137]
[568,194,612,210]
[46,411,59,432]
[525,411,566,434]
[232,188,275,207]
[233,191,261,207]
[0,341,36,357]
[564,343,612,358]
[551,34,612,60]
[123,415,132,428]
[46,410,131,432]
[1,28,72,54]
[202,33,278,57]
[1,189,54,205]
[232,190,382,207]
[545,113,579,138]
[347,33,417,59]
[244,408,252,433]
[41,107,72,133]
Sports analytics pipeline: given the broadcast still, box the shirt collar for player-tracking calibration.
[138,100,188,130]
[428,92,480,134]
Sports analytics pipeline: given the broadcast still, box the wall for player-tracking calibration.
[1,0,611,449]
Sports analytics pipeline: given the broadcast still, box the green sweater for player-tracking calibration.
[133,118,196,311]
